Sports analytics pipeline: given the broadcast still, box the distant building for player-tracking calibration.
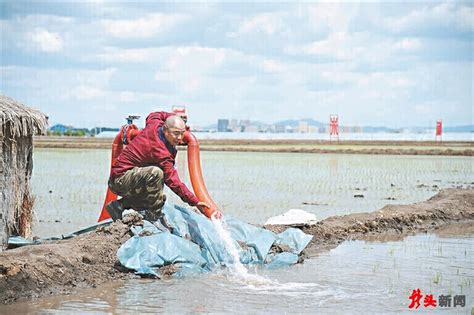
[298,121,309,133]
[229,119,240,132]
[217,119,229,132]
[49,124,95,136]
[49,124,73,133]
[245,125,259,133]
[274,125,286,133]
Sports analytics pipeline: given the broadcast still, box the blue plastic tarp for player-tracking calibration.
[117,203,313,277]
[7,220,113,248]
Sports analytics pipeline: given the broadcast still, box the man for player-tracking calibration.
[106,111,210,221]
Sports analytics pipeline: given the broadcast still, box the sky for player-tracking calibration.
[1,1,473,129]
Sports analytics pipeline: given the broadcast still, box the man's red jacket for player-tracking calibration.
[110,112,199,206]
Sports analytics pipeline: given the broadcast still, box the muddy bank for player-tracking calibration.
[1,189,473,304]
[33,136,473,156]
[0,223,135,304]
[266,188,474,256]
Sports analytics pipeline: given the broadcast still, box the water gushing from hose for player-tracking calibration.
[212,218,273,285]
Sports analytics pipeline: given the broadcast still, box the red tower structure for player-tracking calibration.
[435,119,442,142]
[329,114,339,142]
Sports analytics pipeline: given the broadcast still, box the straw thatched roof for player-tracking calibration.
[0,95,48,138]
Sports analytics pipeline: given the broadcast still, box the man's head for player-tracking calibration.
[163,115,186,146]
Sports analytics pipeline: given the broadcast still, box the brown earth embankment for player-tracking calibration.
[33,136,473,156]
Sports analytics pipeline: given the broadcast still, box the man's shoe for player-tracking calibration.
[142,209,163,223]
[106,200,124,221]
[156,194,167,209]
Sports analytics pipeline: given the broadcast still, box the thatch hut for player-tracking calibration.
[0,95,47,251]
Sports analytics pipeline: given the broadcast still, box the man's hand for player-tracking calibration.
[195,201,210,214]
[195,202,222,220]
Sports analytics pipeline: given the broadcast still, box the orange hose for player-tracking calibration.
[97,132,122,221]
[183,131,219,218]
[98,125,141,222]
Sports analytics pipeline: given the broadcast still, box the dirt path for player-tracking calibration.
[33,136,473,156]
[1,188,473,304]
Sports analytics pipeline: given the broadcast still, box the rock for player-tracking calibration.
[82,256,93,264]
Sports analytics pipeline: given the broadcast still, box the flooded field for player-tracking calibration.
[14,148,472,314]
[31,149,473,237]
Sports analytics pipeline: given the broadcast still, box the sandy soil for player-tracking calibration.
[1,188,473,304]
[33,136,473,156]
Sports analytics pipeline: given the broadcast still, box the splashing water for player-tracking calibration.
[211,217,322,294]
[212,218,274,285]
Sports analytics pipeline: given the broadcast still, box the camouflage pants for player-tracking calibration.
[108,166,166,219]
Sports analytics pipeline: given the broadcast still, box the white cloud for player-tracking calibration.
[230,12,284,37]
[96,45,230,68]
[157,46,231,93]
[1,15,74,53]
[102,13,186,38]
[27,28,63,52]
[96,47,156,63]
[262,59,285,73]
[167,46,227,72]
[20,14,74,26]
[74,85,105,100]
[354,72,416,90]
[287,32,423,65]
[297,32,358,60]
[385,2,474,34]
[307,2,359,33]
[394,38,422,51]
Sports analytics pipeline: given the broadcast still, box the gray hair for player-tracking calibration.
[165,115,186,129]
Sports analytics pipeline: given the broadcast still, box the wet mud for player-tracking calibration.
[1,188,473,304]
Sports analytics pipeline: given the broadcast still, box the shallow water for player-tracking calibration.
[30,149,472,237]
[3,224,472,314]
